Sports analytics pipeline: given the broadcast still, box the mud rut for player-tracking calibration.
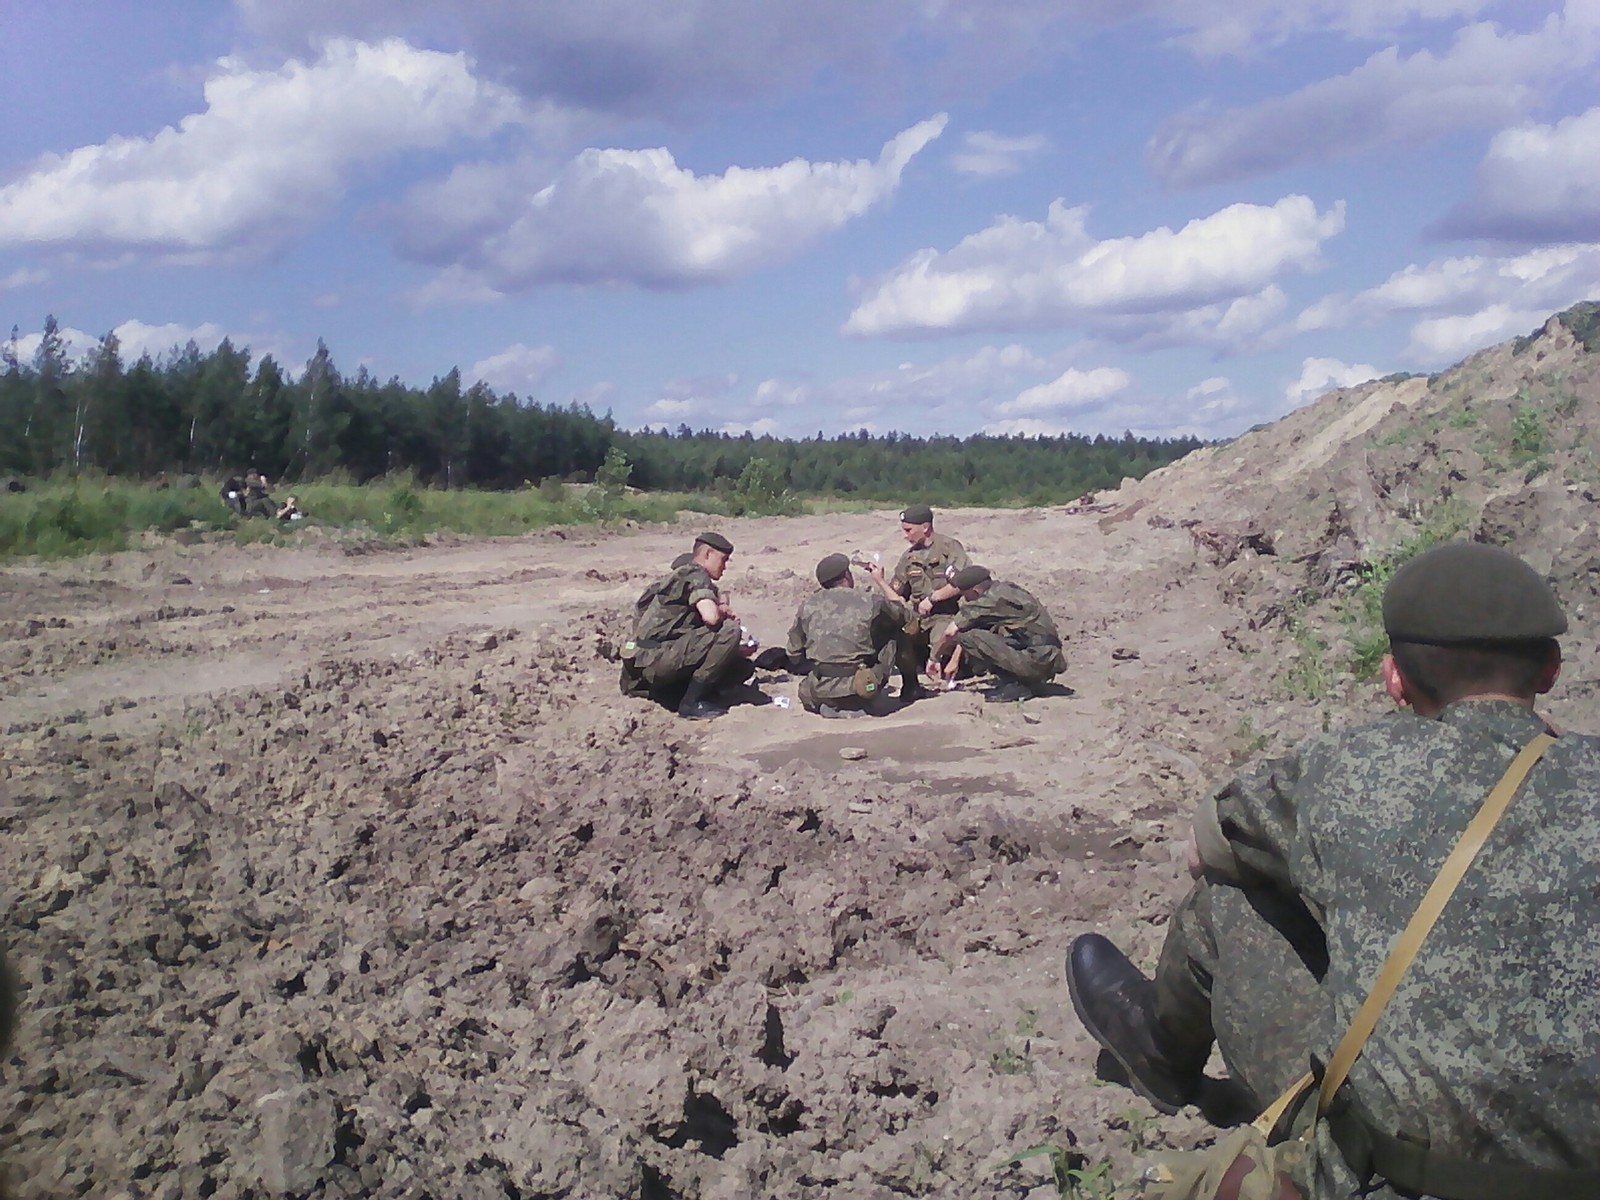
[1,509,1339,1199]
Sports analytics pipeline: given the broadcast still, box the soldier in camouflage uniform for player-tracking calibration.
[932,566,1066,702]
[785,554,907,718]
[1066,542,1600,1199]
[241,468,276,519]
[618,532,756,720]
[869,504,969,700]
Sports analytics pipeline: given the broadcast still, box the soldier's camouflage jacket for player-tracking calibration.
[891,532,968,609]
[631,563,719,646]
[785,588,904,702]
[1196,700,1600,1199]
[951,580,1062,647]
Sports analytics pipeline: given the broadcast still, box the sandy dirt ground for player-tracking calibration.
[3,400,1598,1200]
[0,499,1348,1200]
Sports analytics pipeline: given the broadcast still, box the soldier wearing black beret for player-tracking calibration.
[1066,543,1598,1199]
[929,565,1066,701]
[784,554,907,718]
[618,531,759,719]
[862,504,970,700]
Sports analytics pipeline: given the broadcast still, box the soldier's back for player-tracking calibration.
[1296,703,1600,1174]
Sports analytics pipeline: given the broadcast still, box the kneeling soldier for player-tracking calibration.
[933,565,1066,702]
[619,532,755,720]
[786,553,906,718]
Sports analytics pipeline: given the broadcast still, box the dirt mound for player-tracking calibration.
[5,621,1194,1198]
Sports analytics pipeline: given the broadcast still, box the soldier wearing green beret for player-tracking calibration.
[618,531,758,720]
[930,565,1067,702]
[785,554,907,718]
[1066,543,1600,1199]
[866,504,970,700]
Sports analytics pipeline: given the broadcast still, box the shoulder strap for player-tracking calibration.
[1253,732,1557,1136]
[1316,731,1556,1113]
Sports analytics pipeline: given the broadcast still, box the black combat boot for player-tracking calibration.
[1066,934,1206,1114]
[899,676,930,702]
[676,680,726,721]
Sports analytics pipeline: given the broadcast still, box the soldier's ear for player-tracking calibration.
[1382,654,1410,708]
[1536,642,1562,694]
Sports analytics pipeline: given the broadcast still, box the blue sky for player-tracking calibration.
[3,1,1598,440]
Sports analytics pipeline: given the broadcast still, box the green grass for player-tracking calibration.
[1333,498,1473,680]
[997,1146,1131,1199]
[0,475,768,563]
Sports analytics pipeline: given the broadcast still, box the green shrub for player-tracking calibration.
[726,457,802,517]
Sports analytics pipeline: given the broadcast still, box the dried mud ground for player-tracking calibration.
[1,507,1587,1199]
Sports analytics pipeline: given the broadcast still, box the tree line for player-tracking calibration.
[1,318,1203,503]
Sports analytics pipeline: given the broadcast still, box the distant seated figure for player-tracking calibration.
[220,476,246,515]
[241,468,276,518]
[932,566,1066,702]
[276,495,302,522]
[787,553,906,718]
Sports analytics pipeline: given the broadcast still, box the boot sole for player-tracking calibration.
[1065,955,1185,1116]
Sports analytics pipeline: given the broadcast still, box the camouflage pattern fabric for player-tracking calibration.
[631,564,719,647]
[785,589,903,712]
[950,580,1066,684]
[890,531,968,604]
[621,564,748,697]
[1156,880,1326,1113]
[0,940,15,1055]
[634,620,747,690]
[1193,700,1600,1199]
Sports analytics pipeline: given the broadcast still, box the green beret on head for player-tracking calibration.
[951,565,992,591]
[815,553,851,585]
[695,531,734,554]
[1383,542,1566,645]
[899,504,934,525]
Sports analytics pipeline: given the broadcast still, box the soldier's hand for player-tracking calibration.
[917,597,934,616]
[864,561,885,580]
[926,660,943,682]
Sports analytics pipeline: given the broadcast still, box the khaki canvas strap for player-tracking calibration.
[1250,731,1556,1137]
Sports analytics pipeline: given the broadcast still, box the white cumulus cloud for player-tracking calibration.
[1149,3,1600,187]
[1298,242,1600,363]
[10,318,268,369]
[996,367,1132,416]
[1439,105,1600,242]
[401,116,947,293]
[844,195,1344,341]
[1285,356,1382,408]
[468,343,561,396]
[0,39,524,259]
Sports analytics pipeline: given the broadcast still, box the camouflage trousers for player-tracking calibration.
[956,628,1067,686]
[895,610,959,682]
[798,642,896,713]
[619,621,753,704]
[1154,878,1327,1109]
